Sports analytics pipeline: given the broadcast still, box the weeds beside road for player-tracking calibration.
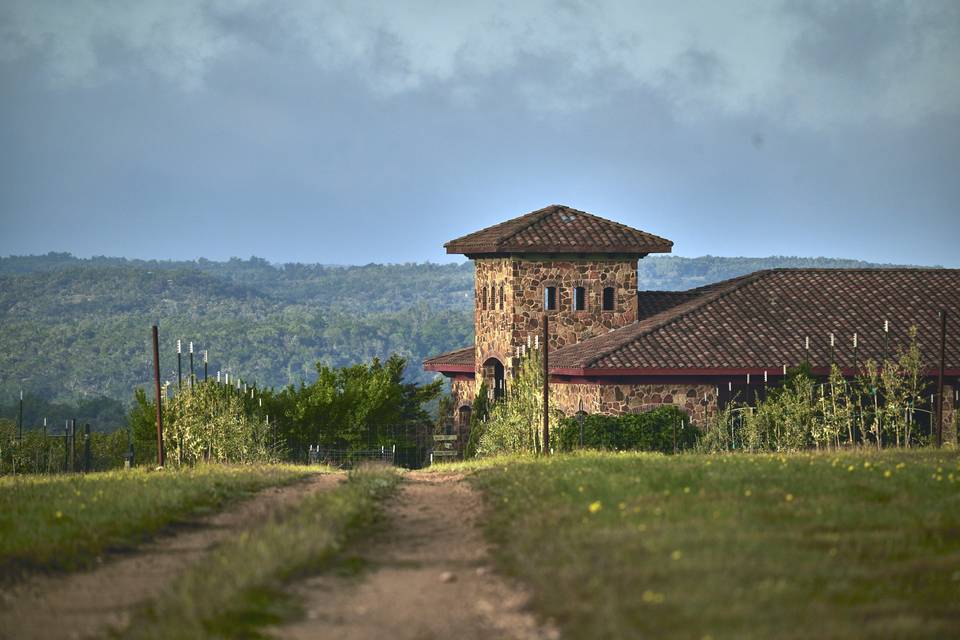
[0,464,314,580]
[466,450,960,640]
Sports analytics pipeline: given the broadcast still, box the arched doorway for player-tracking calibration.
[482,357,506,401]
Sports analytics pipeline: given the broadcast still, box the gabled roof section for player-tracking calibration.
[444,205,673,256]
[553,269,960,374]
[423,346,475,373]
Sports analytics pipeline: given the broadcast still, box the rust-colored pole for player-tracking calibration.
[542,314,550,455]
[937,310,947,448]
[152,325,165,466]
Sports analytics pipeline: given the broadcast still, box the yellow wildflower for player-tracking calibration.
[588,501,602,514]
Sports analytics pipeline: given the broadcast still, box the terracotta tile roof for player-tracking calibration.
[553,269,960,374]
[636,282,729,320]
[444,205,673,256]
[423,346,475,372]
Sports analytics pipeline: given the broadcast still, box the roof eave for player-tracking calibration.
[423,363,475,373]
[445,243,673,256]
[550,366,960,377]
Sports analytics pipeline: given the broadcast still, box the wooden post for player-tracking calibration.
[937,310,947,448]
[152,325,165,466]
[83,424,91,472]
[70,418,76,472]
[542,314,550,455]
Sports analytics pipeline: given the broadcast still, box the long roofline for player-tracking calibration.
[551,266,960,371]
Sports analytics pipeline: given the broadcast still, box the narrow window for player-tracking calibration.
[499,284,505,310]
[481,285,487,310]
[602,286,615,311]
[490,284,496,310]
[574,286,586,311]
[544,286,557,311]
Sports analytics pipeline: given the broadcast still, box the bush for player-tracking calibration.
[554,405,694,454]
[477,348,564,457]
[0,419,131,474]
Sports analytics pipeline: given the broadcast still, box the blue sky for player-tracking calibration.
[1,1,958,266]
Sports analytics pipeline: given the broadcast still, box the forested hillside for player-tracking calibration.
[0,252,917,418]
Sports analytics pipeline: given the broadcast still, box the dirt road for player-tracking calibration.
[269,472,557,640]
[0,473,341,640]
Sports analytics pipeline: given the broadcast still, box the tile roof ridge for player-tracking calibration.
[560,205,674,246]
[494,205,557,249]
[765,266,957,273]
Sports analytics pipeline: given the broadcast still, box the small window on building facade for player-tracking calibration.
[481,285,487,310]
[574,286,586,311]
[499,284,505,310]
[602,286,615,311]
[544,286,557,311]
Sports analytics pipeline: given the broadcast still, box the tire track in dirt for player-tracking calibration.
[269,472,557,640]
[0,473,342,640]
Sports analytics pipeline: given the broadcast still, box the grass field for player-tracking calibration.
[125,465,400,639]
[0,464,313,579]
[463,450,960,640]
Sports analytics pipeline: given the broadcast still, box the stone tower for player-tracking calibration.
[443,205,673,397]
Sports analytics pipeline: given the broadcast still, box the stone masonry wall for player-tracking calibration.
[511,255,638,352]
[597,382,718,426]
[474,258,515,383]
[550,381,717,426]
[450,377,476,446]
[549,383,601,415]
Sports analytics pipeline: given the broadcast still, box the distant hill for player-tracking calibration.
[0,252,924,420]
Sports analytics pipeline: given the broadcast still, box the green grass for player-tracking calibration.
[468,450,960,640]
[0,464,314,579]
[124,465,400,639]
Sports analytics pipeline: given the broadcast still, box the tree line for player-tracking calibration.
[1,252,916,410]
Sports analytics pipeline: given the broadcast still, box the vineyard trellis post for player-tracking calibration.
[152,325,165,467]
[83,424,91,472]
[70,418,77,472]
[63,421,69,470]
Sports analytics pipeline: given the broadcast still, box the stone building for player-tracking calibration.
[424,205,960,444]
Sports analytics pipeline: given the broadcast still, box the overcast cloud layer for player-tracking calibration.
[1,1,958,266]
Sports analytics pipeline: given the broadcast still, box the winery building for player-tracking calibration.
[423,205,960,442]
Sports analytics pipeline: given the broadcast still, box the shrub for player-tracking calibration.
[554,405,694,454]
[477,347,564,457]
[464,381,490,459]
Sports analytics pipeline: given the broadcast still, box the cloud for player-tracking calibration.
[2,1,957,127]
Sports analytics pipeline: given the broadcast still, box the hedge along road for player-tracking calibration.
[0,470,340,640]
[268,471,558,640]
